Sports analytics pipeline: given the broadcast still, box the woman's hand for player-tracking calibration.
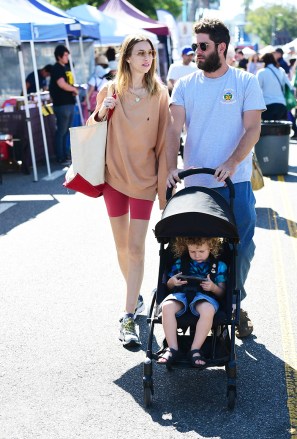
[167,272,187,289]
[102,96,117,110]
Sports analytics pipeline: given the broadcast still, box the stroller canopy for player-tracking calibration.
[155,186,239,243]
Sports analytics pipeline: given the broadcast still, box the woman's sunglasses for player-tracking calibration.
[191,42,220,52]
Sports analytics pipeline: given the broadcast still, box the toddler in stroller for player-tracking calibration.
[143,168,241,410]
[157,236,227,368]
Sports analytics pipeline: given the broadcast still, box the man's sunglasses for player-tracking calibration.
[191,42,220,52]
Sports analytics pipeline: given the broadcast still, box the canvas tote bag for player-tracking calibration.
[64,82,115,197]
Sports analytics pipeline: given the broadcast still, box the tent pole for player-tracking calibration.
[30,40,51,177]
[78,35,90,118]
[65,38,84,126]
[18,45,38,182]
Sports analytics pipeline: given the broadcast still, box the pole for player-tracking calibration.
[18,45,38,182]
[30,39,51,177]
[65,38,84,126]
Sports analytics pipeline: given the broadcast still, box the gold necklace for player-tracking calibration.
[129,88,144,103]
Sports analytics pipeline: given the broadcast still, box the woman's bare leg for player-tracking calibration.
[109,216,149,314]
[125,218,150,314]
[109,214,129,281]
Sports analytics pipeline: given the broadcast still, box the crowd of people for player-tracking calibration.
[42,18,296,355]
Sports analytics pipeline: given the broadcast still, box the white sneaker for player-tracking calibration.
[134,294,145,318]
[119,316,141,347]
[119,295,145,322]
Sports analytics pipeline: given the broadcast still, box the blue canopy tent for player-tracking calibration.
[0,0,99,178]
[0,0,76,179]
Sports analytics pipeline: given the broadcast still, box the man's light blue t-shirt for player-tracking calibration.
[171,66,266,188]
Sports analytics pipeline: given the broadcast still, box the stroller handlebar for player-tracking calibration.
[166,167,235,202]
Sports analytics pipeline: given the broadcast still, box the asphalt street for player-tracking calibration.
[0,142,296,439]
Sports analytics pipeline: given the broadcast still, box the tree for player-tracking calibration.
[48,0,183,19]
[245,4,297,46]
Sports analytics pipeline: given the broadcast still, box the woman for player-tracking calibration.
[256,52,293,121]
[247,53,262,75]
[88,35,169,348]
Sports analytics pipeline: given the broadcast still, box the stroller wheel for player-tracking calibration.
[144,386,153,408]
[227,387,236,410]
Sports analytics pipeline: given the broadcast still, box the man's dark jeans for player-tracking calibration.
[53,104,75,162]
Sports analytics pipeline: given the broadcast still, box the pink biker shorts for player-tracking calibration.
[103,183,154,220]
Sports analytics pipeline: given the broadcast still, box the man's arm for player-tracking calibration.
[57,77,78,94]
[214,109,262,182]
[166,104,185,187]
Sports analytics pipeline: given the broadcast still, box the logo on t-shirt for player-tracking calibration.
[221,89,236,104]
[65,70,74,85]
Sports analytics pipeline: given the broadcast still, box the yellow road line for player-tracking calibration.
[266,177,297,437]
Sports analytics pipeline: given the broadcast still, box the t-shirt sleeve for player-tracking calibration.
[215,261,228,283]
[243,75,266,112]
[168,258,182,278]
[170,79,185,107]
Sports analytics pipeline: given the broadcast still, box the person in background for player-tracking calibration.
[247,53,263,75]
[226,44,236,67]
[49,44,78,165]
[83,65,109,119]
[166,46,197,94]
[256,52,293,121]
[88,34,170,348]
[236,50,248,70]
[274,48,290,75]
[105,46,116,62]
[167,17,266,339]
[26,65,52,94]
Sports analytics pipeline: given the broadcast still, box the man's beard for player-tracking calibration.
[197,49,222,73]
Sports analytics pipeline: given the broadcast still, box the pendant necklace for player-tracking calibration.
[129,88,143,103]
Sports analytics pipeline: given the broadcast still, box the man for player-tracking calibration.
[235,50,248,70]
[167,45,198,94]
[49,45,78,165]
[274,48,290,75]
[26,65,52,94]
[167,18,266,338]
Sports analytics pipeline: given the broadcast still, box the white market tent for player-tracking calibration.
[0,0,78,179]
[66,4,159,46]
[0,23,38,181]
[0,0,100,179]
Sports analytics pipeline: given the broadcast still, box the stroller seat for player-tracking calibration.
[143,169,241,410]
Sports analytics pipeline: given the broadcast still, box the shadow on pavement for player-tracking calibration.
[114,334,291,439]
[256,207,297,239]
[0,163,74,235]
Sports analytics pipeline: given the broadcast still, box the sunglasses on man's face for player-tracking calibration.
[191,42,220,52]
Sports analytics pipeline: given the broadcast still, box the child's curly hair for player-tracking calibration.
[172,237,223,258]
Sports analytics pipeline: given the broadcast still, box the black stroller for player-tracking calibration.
[143,168,241,410]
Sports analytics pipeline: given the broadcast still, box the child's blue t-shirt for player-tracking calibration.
[168,258,227,284]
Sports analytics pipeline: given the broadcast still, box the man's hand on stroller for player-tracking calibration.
[167,272,188,290]
[214,158,238,183]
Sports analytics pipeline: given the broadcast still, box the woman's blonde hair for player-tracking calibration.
[172,237,223,258]
[115,34,162,96]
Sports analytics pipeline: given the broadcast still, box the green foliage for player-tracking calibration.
[246,4,297,45]
[48,0,182,19]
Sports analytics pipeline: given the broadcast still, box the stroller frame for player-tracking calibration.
[143,168,241,410]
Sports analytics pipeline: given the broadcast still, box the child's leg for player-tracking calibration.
[191,301,215,365]
[158,300,183,364]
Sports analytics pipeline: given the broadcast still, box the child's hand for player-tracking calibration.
[167,272,188,289]
[201,274,215,292]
